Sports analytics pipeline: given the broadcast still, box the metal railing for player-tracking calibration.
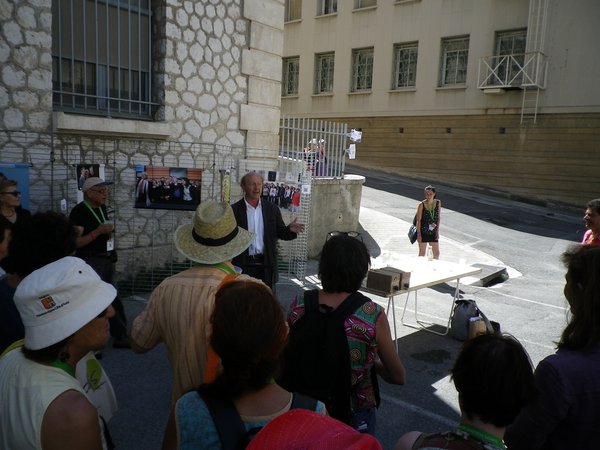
[477,51,548,90]
[279,116,349,178]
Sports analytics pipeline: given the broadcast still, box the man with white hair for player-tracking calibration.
[0,257,117,450]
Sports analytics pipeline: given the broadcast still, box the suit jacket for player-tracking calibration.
[231,198,297,283]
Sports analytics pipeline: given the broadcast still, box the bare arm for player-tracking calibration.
[394,431,423,450]
[415,202,423,242]
[374,312,406,385]
[74,223,114,249]
[41,390,103,450]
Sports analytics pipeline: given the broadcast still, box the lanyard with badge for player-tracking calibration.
[84,201,115,252]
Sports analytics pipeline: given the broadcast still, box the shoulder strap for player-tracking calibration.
[475,306,495,334]
[303,289,320,313]
[197,390,247,450]
[290,392,319,411]
[331,291,370,320]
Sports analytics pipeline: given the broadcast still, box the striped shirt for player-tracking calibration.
[131,266,256,403]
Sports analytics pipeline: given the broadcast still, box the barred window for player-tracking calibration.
[314,53,335,94]
[392,42,418,89]
[52,0,154,119]
[493,29,527,85]
[317,0,337,16]
[285,0,302,22]
[282,57,300,96]
[351,48,374,92]
[439,36,469,86]
[354,0,377,8]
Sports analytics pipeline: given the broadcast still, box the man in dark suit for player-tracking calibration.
[231,172,304,288]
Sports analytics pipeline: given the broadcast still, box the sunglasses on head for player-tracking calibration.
[1,191,21,197]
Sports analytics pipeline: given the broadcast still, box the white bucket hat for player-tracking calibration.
[174,201,254,264]
[14,256,117,350]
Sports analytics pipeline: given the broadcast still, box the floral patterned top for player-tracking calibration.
[288,292,383,412]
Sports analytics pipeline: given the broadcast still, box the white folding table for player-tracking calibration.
[363,258,482,347]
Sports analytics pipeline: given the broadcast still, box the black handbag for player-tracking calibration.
[407,214,418,244]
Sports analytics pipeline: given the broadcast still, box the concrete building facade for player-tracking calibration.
[282,0,600,207]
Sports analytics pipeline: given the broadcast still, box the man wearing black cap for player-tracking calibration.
[70,177,130,348]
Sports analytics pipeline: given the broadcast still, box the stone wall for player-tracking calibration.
[0,0,53,132]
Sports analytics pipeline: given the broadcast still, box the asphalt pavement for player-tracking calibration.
[102,167,583,450]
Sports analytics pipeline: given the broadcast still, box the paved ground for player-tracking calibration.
[102,167,583,449]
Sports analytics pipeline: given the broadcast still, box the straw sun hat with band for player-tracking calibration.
[174,201,254,264]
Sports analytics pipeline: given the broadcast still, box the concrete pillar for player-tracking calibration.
[308,175,366,258]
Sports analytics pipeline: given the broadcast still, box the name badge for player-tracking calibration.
[106,236,115,252]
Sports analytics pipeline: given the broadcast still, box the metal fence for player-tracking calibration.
[279,116,348,178]
[0,129,314,293]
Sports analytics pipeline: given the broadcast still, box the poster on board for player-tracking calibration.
[134,165,202,211]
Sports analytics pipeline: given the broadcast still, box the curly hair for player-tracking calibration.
[318,234,370,293]
[207,280,288,399]
[451,333,536,427]
[5,211,78,277]
[558,245,600,350]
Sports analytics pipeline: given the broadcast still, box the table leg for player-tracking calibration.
[400,279,463,336]
[387,296,399,353]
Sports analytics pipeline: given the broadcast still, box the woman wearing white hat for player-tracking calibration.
[0,257,117,450]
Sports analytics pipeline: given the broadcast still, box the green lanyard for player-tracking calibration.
[83,201,107,225]
[51,359,76,378]
[457,423,506,450]
[428,201,436,221]
[195,262,237,275]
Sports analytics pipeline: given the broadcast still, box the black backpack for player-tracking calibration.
[278,289,380,425]
[198,388,317,450]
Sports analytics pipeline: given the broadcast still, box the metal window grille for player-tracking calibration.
[393,42,418,89]
[314,53,335,94]
[52,0,156,119]
[282,57,300,96]
[440,37,469,86]
[317,0,337,15]
[351,48,374,92]
[285,0,302,22]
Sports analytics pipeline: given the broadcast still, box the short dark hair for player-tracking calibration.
[4,211,78,277]
[559,245,600,350]
[319,234,370,293]
[22,336,72,363]
[208,280,288,398]
[451,333,536,428]
[587,198,600,214]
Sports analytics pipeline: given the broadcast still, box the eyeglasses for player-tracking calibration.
[89,188,108,194]
[0,191,21,197]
